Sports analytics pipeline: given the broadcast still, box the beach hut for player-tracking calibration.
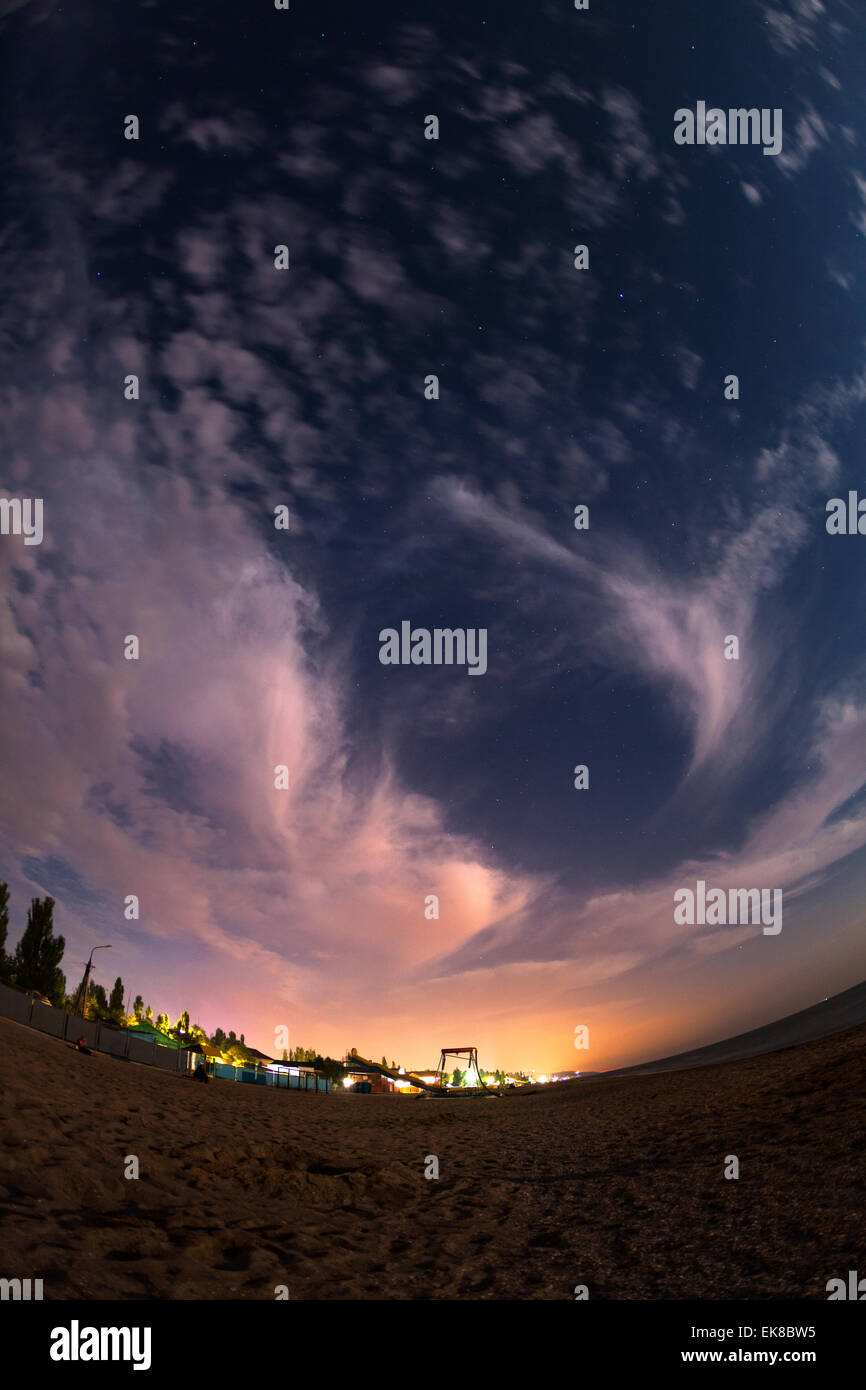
[267,1061,324,1090]
[343,1066,394,1094]
[182,1041,227,1075]
[186,1041,225,1060]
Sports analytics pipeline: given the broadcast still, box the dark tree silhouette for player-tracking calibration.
[90,983,108,1015]
[12,897,65,1002]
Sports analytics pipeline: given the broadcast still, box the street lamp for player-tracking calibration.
[73,944,112,1017]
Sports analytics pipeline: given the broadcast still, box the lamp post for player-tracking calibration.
[73,944,112,1017]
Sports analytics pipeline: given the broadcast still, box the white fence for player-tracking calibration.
[0,981,331,1092]
[0,981,192,1073]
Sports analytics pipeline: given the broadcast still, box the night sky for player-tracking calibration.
[1,0,865,1072]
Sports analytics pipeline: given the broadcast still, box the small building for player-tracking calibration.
[183,1041,227,1072]
[126,1020,182,1049]
[343,1067,393,1094]
[341,1065,442,1095]
[243,1046,276,1066]
[265,1063,324,1090]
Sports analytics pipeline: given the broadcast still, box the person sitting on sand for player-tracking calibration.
[194,1063,210,1083]
[74,1035,92,1055]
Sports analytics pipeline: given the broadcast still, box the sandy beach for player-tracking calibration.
[1,1013,863,1300]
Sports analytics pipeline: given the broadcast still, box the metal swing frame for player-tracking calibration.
[436,1046,485,1087]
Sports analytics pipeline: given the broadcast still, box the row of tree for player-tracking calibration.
[1,885,420,1086]
[275,1046,346,1084]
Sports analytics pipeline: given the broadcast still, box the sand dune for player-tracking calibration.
[2,1011,864,1299]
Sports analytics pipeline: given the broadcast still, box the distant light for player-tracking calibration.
[342,1077,354,1088]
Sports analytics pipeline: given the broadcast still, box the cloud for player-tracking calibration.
[601,87,660,181]
[431,691,866,978]
[0,455,545,1018]
[433,474,775,779]
[676,346,703,390]
[763,1,830,55]
[0,0,36,18]
[417,343,866,978]
[777,106,830,176]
